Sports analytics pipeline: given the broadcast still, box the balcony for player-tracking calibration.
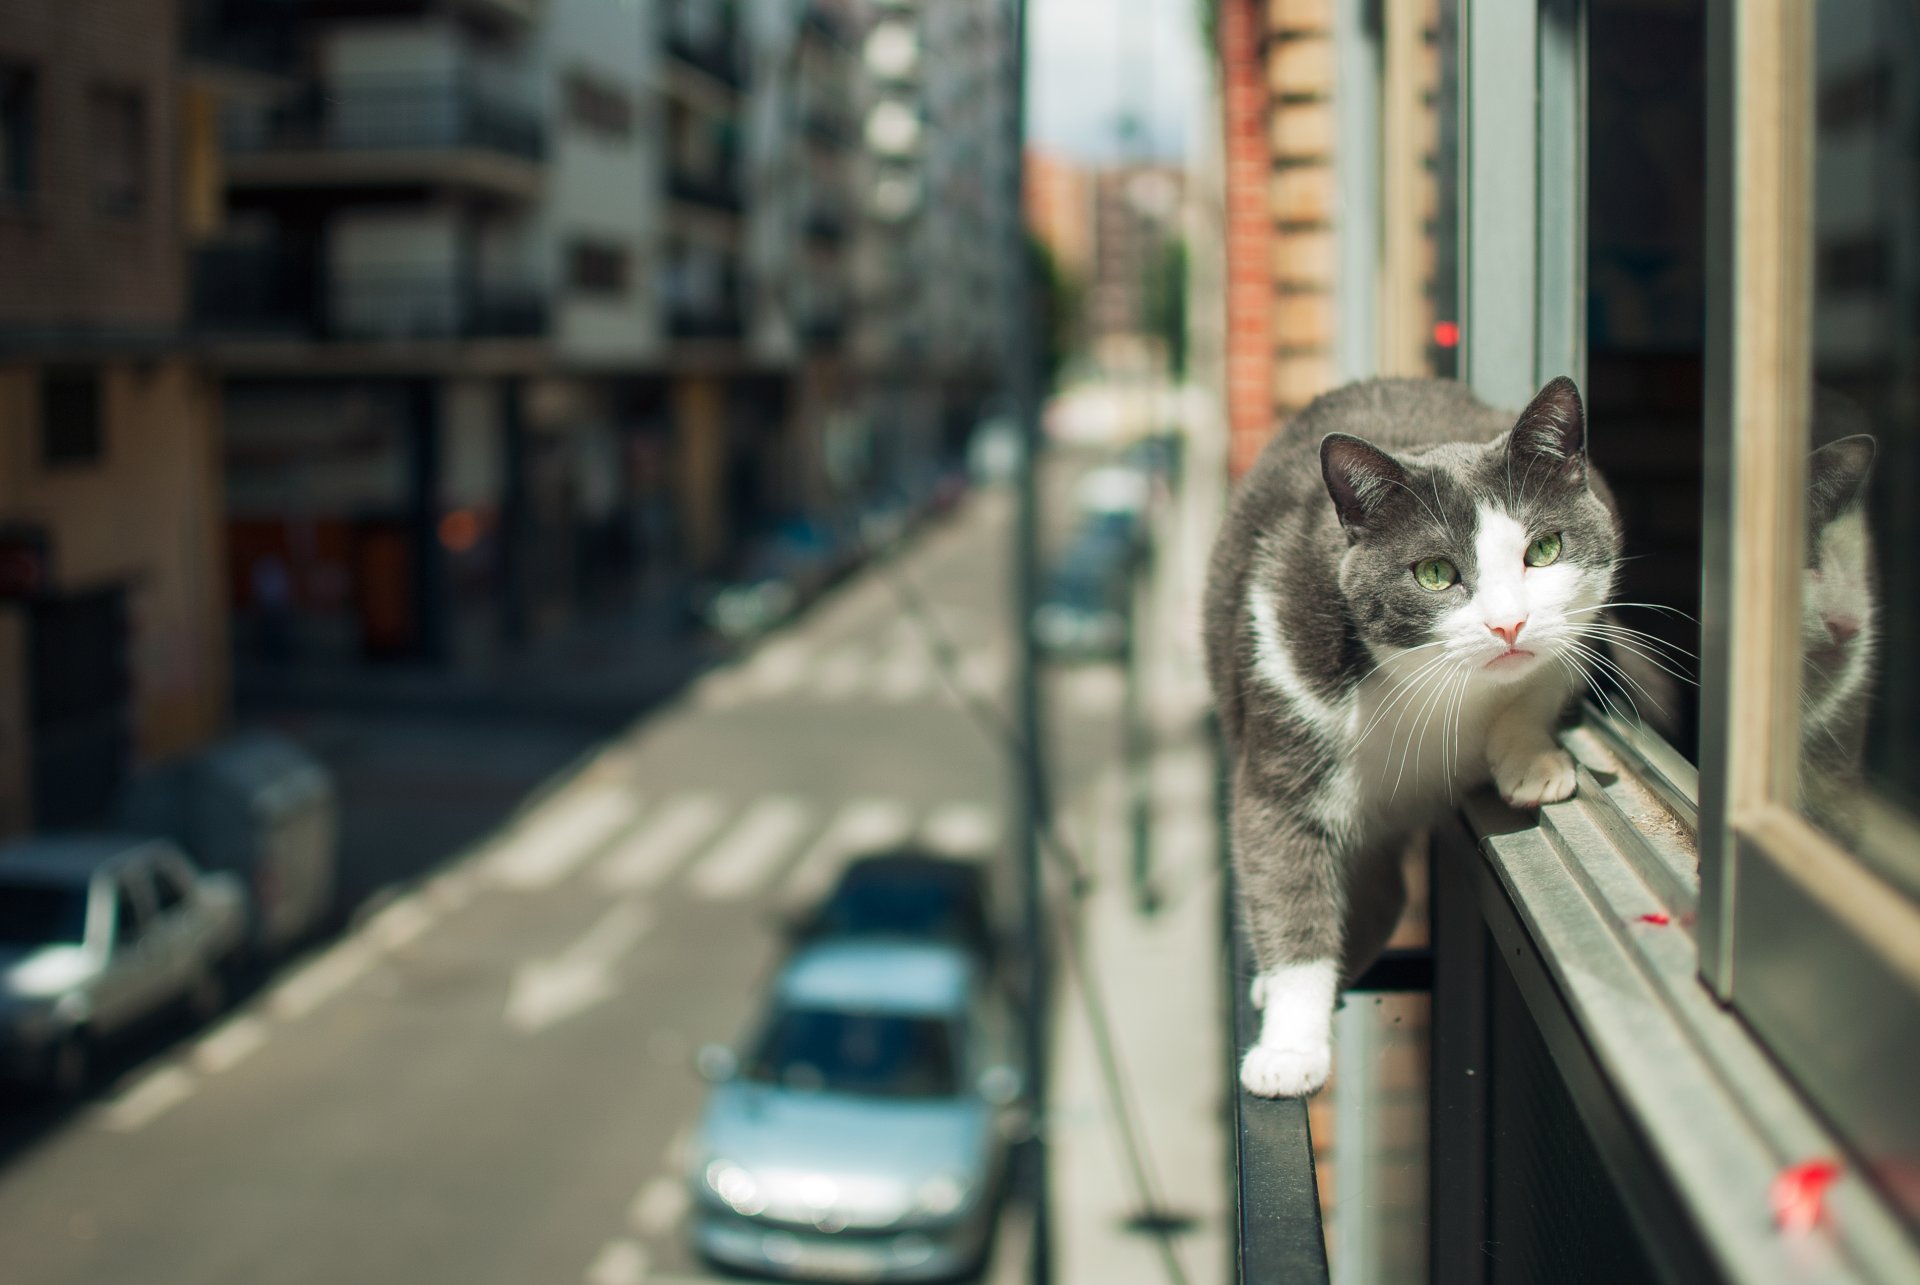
[194,243,546,342]
[668,162,744,215]
[224,77,546,200]
[332,271,547,341]
[182,0,299,83]
[663,1,743,90]
[667,303,745,342]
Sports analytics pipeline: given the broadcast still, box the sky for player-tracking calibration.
[1026,0,1207,163]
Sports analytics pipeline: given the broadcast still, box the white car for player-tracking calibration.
[0,835,247,1094]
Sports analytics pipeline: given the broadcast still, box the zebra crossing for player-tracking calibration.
[691,633,1011,711]
[485,783,1002,907]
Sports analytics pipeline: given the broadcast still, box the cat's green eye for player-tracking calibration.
[1412,558,1458,591]
[1525,532,1562,567]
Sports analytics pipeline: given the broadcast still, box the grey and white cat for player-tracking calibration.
[1204,376,1622,1098]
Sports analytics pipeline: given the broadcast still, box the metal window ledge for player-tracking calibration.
[1456,721,1919,1284]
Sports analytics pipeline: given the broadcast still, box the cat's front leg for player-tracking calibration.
[1485,685,1577,808]
[1233,783,1344,1098]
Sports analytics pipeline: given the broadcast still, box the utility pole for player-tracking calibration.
[1005,0,1052,1281]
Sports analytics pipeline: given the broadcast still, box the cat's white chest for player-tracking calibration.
[1343,662,1508,837]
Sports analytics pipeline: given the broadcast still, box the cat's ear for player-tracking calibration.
[1506,375,1587,485]
[1808,434,1875,530]
[1321,433,1409,534]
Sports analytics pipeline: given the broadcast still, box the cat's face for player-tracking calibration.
[1800,435,1876,708]
[1321,377,1621,686]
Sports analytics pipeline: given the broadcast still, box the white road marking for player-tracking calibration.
[97,1064,196,1132]
[812,645,869,700]
[505,901,652,1034]
[362,893,436,951]
[691,668,747,710]
[955,648,1009,700]
[743,640,812,698]
[192,1015,270,1075]
[584,1238,649,1285]
[270,939,377,1020]
[686,796,815,900]
[490,788,642,891]
[664,1123,694,1170]
[920,802,1000,857]
[874,648,934,702]
[629,1175,691,1238]
[782,798,917,901]
[595,794,729,892]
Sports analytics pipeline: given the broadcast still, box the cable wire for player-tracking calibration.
[866,524,1194,1285]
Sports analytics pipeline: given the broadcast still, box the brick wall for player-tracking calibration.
[1219,0,1275,481]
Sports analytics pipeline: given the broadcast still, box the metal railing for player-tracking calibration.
[194,245,546,340]
[183,0,299,77]
[668,162,744,212]
[1219,732,1434,1283]
[663,0,743,88]
[228,77,546,162]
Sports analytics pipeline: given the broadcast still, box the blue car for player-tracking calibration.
[689,939,1024,1281]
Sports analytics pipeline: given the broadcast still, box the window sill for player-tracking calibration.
[1457,719,1918,1283]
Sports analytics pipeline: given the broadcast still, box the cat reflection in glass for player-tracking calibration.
[1800,404,1878,844]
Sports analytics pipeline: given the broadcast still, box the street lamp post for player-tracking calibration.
[1006,1,1052,1282]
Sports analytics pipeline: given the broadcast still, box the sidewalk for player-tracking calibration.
[1040,406,1232,1285]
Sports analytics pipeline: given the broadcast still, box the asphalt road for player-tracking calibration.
[0,482,1140,1285]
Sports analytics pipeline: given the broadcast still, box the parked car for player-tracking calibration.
[688,940,1024,1282]
[0,835,247,1094]
[120,730,338,962]
[1033,527,1135,663]
[795,851,1000,977]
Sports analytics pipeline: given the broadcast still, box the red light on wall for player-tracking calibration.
[1433,320,1460,349]
[439,509,483,554]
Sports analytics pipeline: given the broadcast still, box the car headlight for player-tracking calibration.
[913,1174,971,1217]
[705,1160,767,1216]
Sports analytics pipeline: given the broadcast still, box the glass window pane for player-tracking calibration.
[1803,0,1920,896]
[1585,0,1708,760]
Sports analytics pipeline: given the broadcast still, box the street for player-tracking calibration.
[0,466,1225,1285]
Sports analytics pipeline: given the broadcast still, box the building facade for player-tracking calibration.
[0,0,233,836]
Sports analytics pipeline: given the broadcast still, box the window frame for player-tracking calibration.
[1450,0,1920,1276]
[1698,0,1920,1240]
[39,368,105,468]
[87,82,147,219]
[0,59,37,206]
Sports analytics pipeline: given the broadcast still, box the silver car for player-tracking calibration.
[689,939,1025,1282]
[0,835,247,1094]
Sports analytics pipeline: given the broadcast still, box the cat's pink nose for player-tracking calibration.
[1488,620,1526,647]
[1826,617,1859,645]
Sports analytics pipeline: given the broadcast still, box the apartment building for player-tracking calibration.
[854,0,1018,475]
[0,0,234,835]
[195,0,939,681]
[1087,163,1185,375]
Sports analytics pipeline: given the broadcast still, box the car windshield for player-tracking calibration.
[0,881,90,949]
[821,882,977,946]
[746,1007,958,1099]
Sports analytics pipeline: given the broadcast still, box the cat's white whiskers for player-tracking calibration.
[1391,654,1469,803]
[1571,627,1700,687]
[1372,657,1452,795]
[1352,648,1463,747]
[1563,639,1672,718]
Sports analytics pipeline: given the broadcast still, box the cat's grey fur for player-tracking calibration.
[1205,376,1622,1098]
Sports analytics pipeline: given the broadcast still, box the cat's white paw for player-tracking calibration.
[1240,1041,1331,1098]
[1249,975,1270,1009]
[1494,747,1577,808]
